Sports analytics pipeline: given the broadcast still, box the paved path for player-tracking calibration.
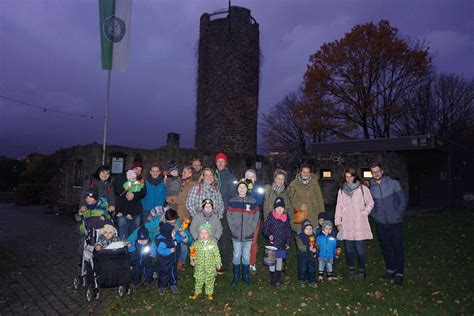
[0,204,117,315]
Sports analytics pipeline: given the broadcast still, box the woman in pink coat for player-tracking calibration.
[334,167,374,280]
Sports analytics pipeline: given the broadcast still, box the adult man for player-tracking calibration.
[191,158,203,181]
[288,164,325,234]
[141,163,167,221]
[369,162,407,286]
[214,152,237,273]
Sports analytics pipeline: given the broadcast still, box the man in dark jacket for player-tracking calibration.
[113,161,147,239]
[214,152,236,273]
[369,162,407,286]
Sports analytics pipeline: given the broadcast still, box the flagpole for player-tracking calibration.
[102,69,111,165]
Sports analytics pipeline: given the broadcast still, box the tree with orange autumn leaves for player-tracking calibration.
[302,20,431,139]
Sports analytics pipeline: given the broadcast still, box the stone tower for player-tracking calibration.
[196,6,260,155]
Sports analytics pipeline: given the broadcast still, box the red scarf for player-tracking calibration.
[272,210,287,222]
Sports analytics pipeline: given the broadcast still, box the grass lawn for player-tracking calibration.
[107,209,473,315]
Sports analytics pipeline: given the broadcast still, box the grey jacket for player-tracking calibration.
[189,211,223,242]
[226,195,260,241]
[369,176,407,224]
[79,177,115,208]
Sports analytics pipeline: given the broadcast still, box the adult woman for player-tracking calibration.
[185,167,224,219]
[263,169,291,219]
[170,165,196,270]
[334,167,374,280]
[79,165,115,213]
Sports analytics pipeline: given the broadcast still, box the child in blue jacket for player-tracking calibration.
[129,226,155,287]
[316,220,338,281]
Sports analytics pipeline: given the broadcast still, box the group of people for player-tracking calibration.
[76,153,407,300]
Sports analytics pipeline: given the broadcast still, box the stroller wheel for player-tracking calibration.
[73,277,80,290]
[118,285,125,298]
[95,290,100,300]
[86,288,93,303]
[82,277,87,288]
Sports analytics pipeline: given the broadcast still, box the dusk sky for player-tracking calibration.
[1,0,473,158]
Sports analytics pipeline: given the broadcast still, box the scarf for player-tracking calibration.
[297,174,311,185]
[146,174,163,186]
[181,175,192,186]
[272,210,288,222]
[342,181,361,197]
[272,183,285,193]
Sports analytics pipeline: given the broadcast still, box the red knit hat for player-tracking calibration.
[214,152,228,164]
[132,161,143,169]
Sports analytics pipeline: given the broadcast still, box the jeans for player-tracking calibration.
[297,254,316,283]
[376,223,404,276]
[232,240,252,265]
[117,215,141,240]
[344,240,366,272]
[318,258,334,276]
[179,243,188,264]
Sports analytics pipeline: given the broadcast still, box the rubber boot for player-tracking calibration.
[231,264,240,286]
[270,272,277,286]
[242,265,252,285]
[275,270,282,285]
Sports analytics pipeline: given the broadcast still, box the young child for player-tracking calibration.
[76,188,111,237]
[155,221,185,295]
[95,224,122,251]
[226,179,260,286]
[123,170,145,193]
[190,199,223,242]
[296,220,318,287]
[314,211,327,236]
[160,208,192,271]
[190,223,221,301]
[165,162,181,209]
[128,226,155,287]
[262,197,292,286]
[316,220,338,281]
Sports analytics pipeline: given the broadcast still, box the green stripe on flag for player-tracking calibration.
[99,0,116,70]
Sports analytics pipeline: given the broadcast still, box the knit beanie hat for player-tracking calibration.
[301,219,313,232]
[318,211,328,221]
[322,220,333,229]
[274,197,285,209]
[168,161,179,173]
[236,179,249,192]
[101,224,117,236]
[199,223,212,234]
[84,188,99,201]
[126,170,137,181]
[132,161,143,169]
[137,226,149,240]
[202,198,214,209]
[214,152,228,164]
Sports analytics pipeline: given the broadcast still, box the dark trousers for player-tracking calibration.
[158,253,178,288]
[131,257,153,285]
[344,240,366,272]
[219,216,233,269]
[297,254,316,283]
[376,223,404,276]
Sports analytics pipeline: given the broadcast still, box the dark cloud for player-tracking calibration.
[1,0,472,157]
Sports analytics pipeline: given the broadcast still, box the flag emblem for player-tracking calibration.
[103,16,126,43]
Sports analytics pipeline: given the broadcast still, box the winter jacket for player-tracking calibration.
[263,185,292,220]
[79,177,115,208]
[186,182,225,219]
[75,198,110,236]
[166,176,181,209]
[175,179,196,219]
[334,185,374,241]
[262,211,292,250]
[113,172,147,217]
[369,176,407,224]
[316,233,337,259]
[296,233,316,258]
[127,217,191,247]
[190,211,223,242]
[226,195,260,241]
[128,239,156,266]
[249,180,265,206]
[141,178,167,213]
[215,168,237,209]
[288,174,325,230]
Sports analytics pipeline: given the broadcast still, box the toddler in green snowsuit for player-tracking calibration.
[190,223,221,301]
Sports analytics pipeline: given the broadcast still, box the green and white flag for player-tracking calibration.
[98,0,132,70]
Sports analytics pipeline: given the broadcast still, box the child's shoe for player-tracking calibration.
[309,282,318,288]
[300,282,306,288]
[317,275,324,282]
[159,288,166,296]
[207,294,213,300]
[170,285,180,294]
[327,276,333,281]
[190,293,200,300]
[249,265,257,274]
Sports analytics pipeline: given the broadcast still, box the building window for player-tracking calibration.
[361,168,372,179]
[73,160,83,187]
[320,169,332,179]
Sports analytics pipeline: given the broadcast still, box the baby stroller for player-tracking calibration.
[73,217,132,302]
